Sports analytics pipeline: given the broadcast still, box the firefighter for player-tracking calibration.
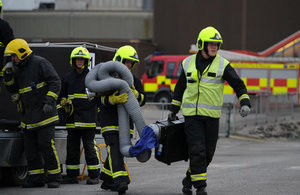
[57,46,100,185]
[98,45,145,195]
[0,0,14,93]
[2,38,62,188]
[168,26,251,195]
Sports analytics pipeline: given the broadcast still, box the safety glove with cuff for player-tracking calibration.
[240,105,250,117]
[109,91,128,105]
[168,112,178,121]
[43,96,55,114]
[131,85,139,98]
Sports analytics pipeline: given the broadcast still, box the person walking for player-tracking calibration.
[2,38,62,188]
[98,45,145,195]
[168,26,251,195]
[57,46,100,185]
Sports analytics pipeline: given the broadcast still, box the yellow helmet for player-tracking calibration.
[70,46,90,68]
[196,26,223,50]
[113,45,139,69]
[4,38,33,60]
[0,0,3,14]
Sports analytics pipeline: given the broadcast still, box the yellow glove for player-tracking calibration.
[131,85,139,98]
[109,91,128,105]
[60,97,74,116]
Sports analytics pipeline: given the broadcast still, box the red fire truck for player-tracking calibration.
[142,31,300,103]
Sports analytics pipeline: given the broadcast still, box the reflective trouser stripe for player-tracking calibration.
[47,139,61,175]
[66,164,80,170]
[191,173,207,182]
[106,145,128,179]
[28,169,44,175]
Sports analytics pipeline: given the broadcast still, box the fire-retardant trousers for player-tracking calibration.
[65,128,100,178]
[24,125,62,183]
[184,116,219,189]
[100,134,130,186]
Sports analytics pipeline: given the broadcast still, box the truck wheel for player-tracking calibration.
[155,93,171,109]
[1,167,28,186]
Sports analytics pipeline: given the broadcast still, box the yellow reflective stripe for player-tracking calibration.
[66,123,75,128]
[0,42,4,47]
[68,93,88,99]
[47,139,61,175]
[191,173,207,182]
[47,91,58,100]
[239,94,250,101]
[171,99,181,106]
[101,96,106,105]
[94,139,100,165]
[26,115,59,129]
[20,122,26,128]
[57,104,62,109]
[101,126,133,135]
[66,122,96,129]
[28,169,44,175]
[87,164,101,170]
[112,171,128,178]
[74,122,96,128]
[0,71,3,77]
[139,94,144,105]
[107,145,114,176]
[19,81,46,94]
[101,167,112,176]
[66,164,80,170]
[3,78,14,86]
[101,126,119,133]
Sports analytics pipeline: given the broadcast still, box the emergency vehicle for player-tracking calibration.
[142,31,300,103]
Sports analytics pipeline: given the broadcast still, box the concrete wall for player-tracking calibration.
[4,10,153,41]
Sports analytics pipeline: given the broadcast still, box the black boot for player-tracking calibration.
[100,181,117,191]
[48,181,60,188]
[196,187,207,195]
[117,182,128,195]
[61,176,79,184]
[182,176,192,195]
[86,177,99,185]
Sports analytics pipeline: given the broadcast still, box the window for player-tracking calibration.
[167,62,176,78]
[176,63,183,78]
[146,60,164,78]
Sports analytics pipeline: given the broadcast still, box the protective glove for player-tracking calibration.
[43,104,53,114]
[109,91,128,105]
[3,62,14,82]
[168,112,178,121]
[11,93,20,103]
[60,97,74,116]
[131,85,139,98]
[240,105,250,117]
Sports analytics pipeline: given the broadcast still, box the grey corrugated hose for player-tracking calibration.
[85,61,151,162]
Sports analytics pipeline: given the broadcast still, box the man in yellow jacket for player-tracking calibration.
[168,26,251,195]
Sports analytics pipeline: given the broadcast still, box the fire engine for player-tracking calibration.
[142,31,300,103]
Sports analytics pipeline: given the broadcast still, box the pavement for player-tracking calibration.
[1,136,300,195]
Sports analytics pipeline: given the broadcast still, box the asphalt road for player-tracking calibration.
[1,136,300,195]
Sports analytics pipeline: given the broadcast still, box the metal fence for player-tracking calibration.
[141,93,299,137]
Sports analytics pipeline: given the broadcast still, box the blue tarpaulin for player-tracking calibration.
[129,125,159,157]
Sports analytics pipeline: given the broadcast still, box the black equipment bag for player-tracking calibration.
[154,118,189,165]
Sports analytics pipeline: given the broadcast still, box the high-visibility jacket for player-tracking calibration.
[3,54,61,129]
[181,54,229,118]
[57,68,97,129]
